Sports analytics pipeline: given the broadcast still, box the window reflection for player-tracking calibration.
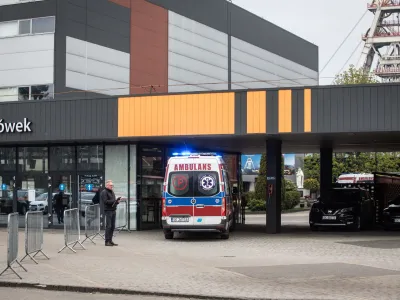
[18,87,30,101]
[31,85,54,100]
[0,147,16,172]
[49,146,75,171]
[18,147,48,173]
[77,145,104,171]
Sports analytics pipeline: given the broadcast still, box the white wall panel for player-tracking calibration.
[168,11,228,93]
[231,37,318,89]
[168,79,208,93]
[0,34,54,88]
[0,0,45,6]
[66,36,130,96]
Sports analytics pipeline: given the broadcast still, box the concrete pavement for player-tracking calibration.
[0,287,187,300]
[0,218,400,300]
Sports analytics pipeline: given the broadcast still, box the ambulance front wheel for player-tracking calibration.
[164,231,173,240]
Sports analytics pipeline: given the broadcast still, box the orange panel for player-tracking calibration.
[246,91,266,133]
[278,90,292,133]
[118,92,235,137]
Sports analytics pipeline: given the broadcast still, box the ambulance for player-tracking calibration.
[161,152,235,240]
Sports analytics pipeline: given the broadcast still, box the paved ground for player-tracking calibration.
[245,211,310,226]
[0,287,189,300]
[0,211,399,300]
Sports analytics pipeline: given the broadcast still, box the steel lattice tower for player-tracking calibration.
[358,0,400,82]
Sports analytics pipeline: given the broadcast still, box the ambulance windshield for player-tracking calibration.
[168,171,219,197]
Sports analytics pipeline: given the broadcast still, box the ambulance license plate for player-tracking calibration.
[171,217,189,222]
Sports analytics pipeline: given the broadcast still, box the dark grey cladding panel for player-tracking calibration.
[146,0,317,71]
[61,0,130,53]
[54,0,130,96]
[0,98,118,143]
[146,0,229,32]
[229,4,318,71]
[311,84,400,133]
[0,0,57,21]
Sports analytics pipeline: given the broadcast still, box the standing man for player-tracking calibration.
[101,180,121,246]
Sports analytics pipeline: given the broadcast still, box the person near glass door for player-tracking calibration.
[101,180,121,246]
[53,191,64,224]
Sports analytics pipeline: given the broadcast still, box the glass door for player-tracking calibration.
[50,173,75,227]
[0,173,15,226]
[16,174,49,228]
[77,173,103,228]
[139,146,164,230]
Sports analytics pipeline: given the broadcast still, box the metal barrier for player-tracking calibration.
[58,208,86,253]
[21,211,49,264]
[115,200,129,234]
[104,200,129,236]
[0,213,27,279]
[82,204,104,244]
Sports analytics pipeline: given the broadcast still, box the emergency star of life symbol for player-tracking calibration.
[200,174,215,190]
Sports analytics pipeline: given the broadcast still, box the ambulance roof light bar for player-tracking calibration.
[171,151,222,157]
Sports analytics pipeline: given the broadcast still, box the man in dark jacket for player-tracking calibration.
[101,180,120,246]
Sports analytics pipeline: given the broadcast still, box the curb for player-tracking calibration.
[0,281,300,300]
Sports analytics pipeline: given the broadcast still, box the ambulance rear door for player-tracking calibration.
[192,158,222,226]
[165,157,196,226]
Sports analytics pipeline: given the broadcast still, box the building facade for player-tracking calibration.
[0,0,319,231]
[0,0,319,102]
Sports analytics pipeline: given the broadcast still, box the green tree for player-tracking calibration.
[304,178,320,193]
[333,64,379,85]
[255,153,267,200]
[304,154,320,182]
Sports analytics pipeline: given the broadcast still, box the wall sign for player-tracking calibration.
[0,118,32,133]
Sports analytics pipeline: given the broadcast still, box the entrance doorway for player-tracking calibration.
[139,146,164,230]
[50,173,75,227]
[16,173,49,228]
[77,173,103,227]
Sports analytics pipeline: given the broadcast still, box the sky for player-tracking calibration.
[232,0,374,85]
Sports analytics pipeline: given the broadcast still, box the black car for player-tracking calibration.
[382,196,400,230]
[309,188,374,231]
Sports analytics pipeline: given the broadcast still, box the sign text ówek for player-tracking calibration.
[0,118,32,134]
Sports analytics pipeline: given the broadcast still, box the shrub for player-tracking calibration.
[283,190,301,210]
[247,198,266,212]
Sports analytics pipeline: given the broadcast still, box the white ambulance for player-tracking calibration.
[161,153,235,240]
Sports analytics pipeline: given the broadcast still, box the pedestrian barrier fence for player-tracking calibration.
[82,204,104,244]
[0,213,27,279]
[104,200,130,236]
[21,211,49,264]
[115,200,129,234]
[58,208,86,253]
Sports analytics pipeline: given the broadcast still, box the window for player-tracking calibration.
[18,84,54,100]
[167,171,219,197]
[0,16,55,38]
[0,21,18,38]
[18,19,31,35]
[195,171,219,197]
[168,172,193,197]
[32,17,55,34]
[0,87,18,102]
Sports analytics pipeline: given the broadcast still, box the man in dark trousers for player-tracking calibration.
[101,180,120,246]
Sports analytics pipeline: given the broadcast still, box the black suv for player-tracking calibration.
[309,188,374,231]
[382,195,400,230]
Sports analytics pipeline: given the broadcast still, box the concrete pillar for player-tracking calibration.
[266,139,282,234]
[320,147,333,199]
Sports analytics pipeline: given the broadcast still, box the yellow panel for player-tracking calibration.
[118,92,235,137]
[278,90,292,133]
[246,91,266,133]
